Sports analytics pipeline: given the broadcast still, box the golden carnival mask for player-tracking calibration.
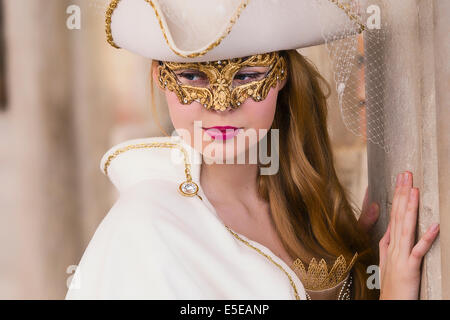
[157,51,287,111]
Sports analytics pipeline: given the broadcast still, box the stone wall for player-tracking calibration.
[0,0,447,299]
[365,0,449,299]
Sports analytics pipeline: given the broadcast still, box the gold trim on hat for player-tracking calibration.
[329,0,366,33]
[106,0,366,58]
[105,0,121,49]
[105,0,251,58]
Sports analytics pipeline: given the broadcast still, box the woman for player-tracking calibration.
[65,0,439,300]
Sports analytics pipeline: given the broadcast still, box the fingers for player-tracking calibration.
[389,173,402,246]
[358,202,380,233]
[379,222,391,271]
[399,187,419,256]
[390,172,412,249]
[394,172,412,248]
[409,223,440,269]
[357,186,380,234]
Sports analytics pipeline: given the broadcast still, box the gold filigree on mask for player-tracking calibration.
[291,253,358,291]
[157,52,287,111]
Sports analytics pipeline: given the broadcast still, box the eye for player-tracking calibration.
[179,72,204,81]
[174,70,209,87]
[232,71,267,87]
[234,73,263,81]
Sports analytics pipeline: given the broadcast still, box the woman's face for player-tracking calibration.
[152,61,287,163]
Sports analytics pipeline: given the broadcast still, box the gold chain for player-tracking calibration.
[104,141,300,298]
[225,226,301,300]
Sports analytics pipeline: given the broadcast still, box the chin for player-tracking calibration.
[200,142,251,164]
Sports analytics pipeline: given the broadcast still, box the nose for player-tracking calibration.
[210,106,235,113]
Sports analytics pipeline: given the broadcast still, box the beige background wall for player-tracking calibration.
[365,0,449,300]
[0,0,447,299]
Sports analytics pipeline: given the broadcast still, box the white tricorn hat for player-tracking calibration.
[105,0,395,153]
[106,0,365,62]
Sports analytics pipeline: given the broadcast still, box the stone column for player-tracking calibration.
[433,0,450,300]
[4,0,81,298]
[1,0,173,298]
[0,0,6,109]
[366,0,449,299]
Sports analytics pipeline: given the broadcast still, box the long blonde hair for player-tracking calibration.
[149,50,377,299]
[258,49,377,299]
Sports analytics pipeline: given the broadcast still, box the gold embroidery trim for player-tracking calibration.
[225,226,301,300]
[105,0,365,56]
[105,0,251,57]
[328,0,366,33]
[102,141,202,199]
[291,252,358,291]
[105,0,121,49]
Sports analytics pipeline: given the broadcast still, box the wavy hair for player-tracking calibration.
[258,49,377,299]
[150,50,378,299]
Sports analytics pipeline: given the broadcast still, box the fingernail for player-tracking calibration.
[431,223,439,233]
[403,172,409,185]
[396,173,402,186]
[399,173,405,185]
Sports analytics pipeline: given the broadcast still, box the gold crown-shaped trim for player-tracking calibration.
[292,252,358,291]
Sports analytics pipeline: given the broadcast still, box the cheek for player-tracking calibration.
[242,87,278,130]
[165,91,201,130]
[163,86,280,162]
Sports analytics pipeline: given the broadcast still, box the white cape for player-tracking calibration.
[65,135,306,300]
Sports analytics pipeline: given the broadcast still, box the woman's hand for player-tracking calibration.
[379,171,440,299]
[358,186,380,233]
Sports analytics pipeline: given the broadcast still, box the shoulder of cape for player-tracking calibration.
[99,135,193,193]
[65,175,190,299]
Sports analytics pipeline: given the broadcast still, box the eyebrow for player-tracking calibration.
[173,68,203,73]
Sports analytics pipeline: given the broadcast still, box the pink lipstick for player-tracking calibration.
[202,126,242,140]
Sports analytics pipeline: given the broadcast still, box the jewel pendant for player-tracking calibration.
[178,181,199,197]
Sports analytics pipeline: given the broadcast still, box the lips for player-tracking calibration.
[202,126,242,140]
